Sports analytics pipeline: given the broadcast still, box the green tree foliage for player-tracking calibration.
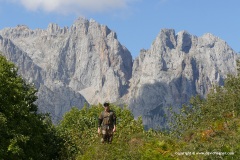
[0,54,61,159]
[49,60,240,159]
[169,61,240,159]
[2,51,239,159]
[57,104,177,159]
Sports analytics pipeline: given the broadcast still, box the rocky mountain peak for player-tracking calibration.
[16,24,30,30]
[0,18,133,123]
[127,29,237,129]
[176,31,193,53]
[71,17,116,39]
[47,23,61,33]
[152,29,177,51]
[0,18,237,129]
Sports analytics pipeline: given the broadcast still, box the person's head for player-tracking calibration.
[103,102,110,111]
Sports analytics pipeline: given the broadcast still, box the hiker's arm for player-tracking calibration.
[98,118,103,127]
[113,114,116,132]
[113,125,116,132]
[98,118,103,134]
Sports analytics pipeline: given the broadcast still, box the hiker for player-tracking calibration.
[98,102,116,143]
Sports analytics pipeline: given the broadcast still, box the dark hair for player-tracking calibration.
[103,102,110,107]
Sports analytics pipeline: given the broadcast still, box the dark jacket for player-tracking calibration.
[98,110,116,127]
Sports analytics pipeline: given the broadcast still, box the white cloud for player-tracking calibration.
[13,0,136,14]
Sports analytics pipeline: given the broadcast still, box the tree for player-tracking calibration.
[57,103,178,160]
[169,61,240,159]
[0,54,61,159]
[57,103,143,159]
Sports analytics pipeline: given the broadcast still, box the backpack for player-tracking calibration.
[101,110,115,126]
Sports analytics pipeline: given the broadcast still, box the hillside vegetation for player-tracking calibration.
[0,54,61,159]
[0,54,239,159]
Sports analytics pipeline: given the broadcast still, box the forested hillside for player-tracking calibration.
[1,54,239,159]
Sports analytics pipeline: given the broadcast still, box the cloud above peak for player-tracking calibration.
[14,0,135,14]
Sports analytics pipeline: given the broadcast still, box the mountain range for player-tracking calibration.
[0,17,237,129]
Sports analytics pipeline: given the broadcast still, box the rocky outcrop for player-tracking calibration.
[0,19,237,128]
[127,29,237,129]
[0,35,88,123]
[0,17,133,123]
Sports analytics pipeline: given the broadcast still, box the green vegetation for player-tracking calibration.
[168,61,240,159]
[57,104,175,160]
[1,53,239,159]
[0,54,62,159]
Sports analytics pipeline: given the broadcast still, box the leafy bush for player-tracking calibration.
[57,103,178,159]
[169,61,240,159]
[0,54,61,159]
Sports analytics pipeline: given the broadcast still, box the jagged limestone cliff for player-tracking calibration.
[0,19,237,128]
[0,18,132,123]
[127,29,237,129]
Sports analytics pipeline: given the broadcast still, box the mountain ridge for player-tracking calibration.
[0,17,237,128]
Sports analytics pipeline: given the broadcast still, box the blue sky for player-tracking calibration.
[0,0,239,58]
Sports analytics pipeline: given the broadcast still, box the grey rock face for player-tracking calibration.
[0,35,88,124]
[0,17,133,123]
[127,29,237,129]
[0,19,237,129]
